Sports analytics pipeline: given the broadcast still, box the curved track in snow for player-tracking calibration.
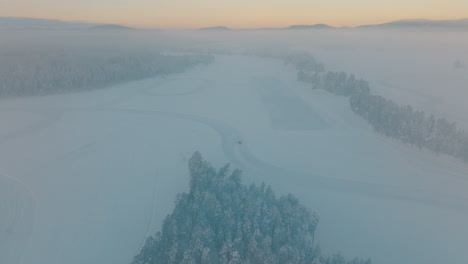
[0,110,62,145]
[7,106,465,213]
[139,78,211,97]
[0,172,35,264]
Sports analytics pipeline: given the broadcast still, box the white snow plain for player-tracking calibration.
[0,55,468,264]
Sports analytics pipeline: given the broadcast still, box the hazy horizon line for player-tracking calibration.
[1,15,468,30]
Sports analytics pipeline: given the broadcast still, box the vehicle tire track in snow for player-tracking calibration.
[0,172,35,264]
[21,106,467,212]
[108,108,468,212]
[139,78,211,97]
[55,141,98,163]
[133,167,159,261]
[0,110,63,144]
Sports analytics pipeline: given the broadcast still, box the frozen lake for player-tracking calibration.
[1,55,467,264]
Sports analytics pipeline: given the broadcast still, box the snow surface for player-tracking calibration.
[167,29,468,128]
[0,55,468,264]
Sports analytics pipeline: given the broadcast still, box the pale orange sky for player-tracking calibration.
[1,0,467,28]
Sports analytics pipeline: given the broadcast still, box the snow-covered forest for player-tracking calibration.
[295,55,468,162]
[0,35,213,97]
[133,152,370,264]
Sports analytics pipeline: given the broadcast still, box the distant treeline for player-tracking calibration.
[0,50,213,97]
[132,152,371,264]
[288,52,468,162]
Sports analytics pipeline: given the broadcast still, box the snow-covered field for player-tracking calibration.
[1,55,468,264]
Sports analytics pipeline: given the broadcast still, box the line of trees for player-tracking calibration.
[292,54,468,163]
[132,152,371,264]
[0,49,213,97]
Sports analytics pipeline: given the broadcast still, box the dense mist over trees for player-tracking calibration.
[293,53,468,162]
[132,152,370,264]
[0,45,213,97]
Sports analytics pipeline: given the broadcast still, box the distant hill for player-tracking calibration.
[0,17,134,31]
[0,17,100,30]
[284,24,335,30]
[256,24,335,30]
[201,19,468,31]
[359,18,468,30]
[89,24,134,31]
[199,26,231,31]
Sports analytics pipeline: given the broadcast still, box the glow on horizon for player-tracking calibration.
[1,0,468,29]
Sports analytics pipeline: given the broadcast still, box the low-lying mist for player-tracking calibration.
[1,26,467,264]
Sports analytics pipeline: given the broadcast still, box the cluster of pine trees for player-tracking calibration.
[281,52,325,73]
[132,152,370,264]
[294,55,468,163]
[0,50,213,97]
